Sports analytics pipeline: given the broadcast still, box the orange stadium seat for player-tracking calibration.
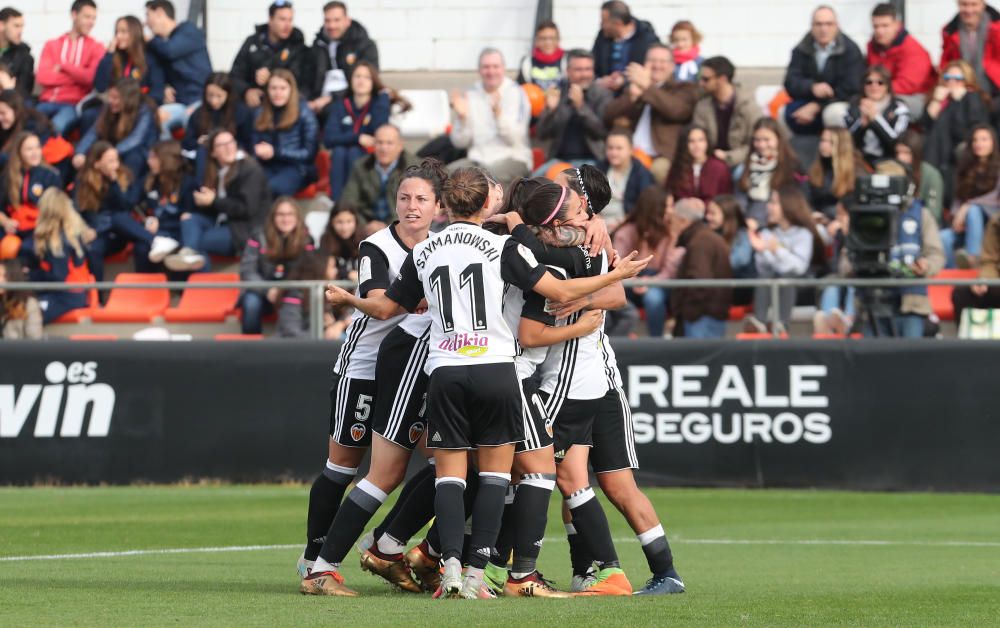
[728,304,751,320]
[90,273,170,323]
[69,334,119,341]
[930,269,977,322]
[52,275,100,324]
[736,332,789,340]
[163,273,240,322]
[214,333,263,341]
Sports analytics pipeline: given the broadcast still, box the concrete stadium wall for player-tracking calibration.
[22,1,955,73]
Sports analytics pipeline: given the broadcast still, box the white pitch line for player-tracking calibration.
[2,537,999,563]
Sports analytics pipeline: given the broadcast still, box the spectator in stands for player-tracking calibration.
[145,0,212,137]
[183,73,255,159]
[706,194,755,282]
[277,250,338,339]
[240,196,315,334]
[0,132,61,257]
[596,128,653,228]
[941,124,1000,269]
[319,204,362,281]
[35,0,103,137]
[612,185,683,336]
[940,0,1000,95]
[744,185,825,334]
[783,5,864,136]
[73,78,159,180]
[738,117,802,226]
[669,21,702,84]
[669,198,731,338]
[844,65,910,166]
[0,8,34,100]
[340,124,418,225]
[666,124,732,203]
[0,259,41,339]
[867,3,936,115]
[74,141,178,279]
[308,1,379,115]
[895,130,945,225]
[141,140,191,246]
[448,48,532,182]
[952,213,1000,320]
[592,1,659,93]
[29,189,92,323]
[253,69,319,197]
[924,59,990,206]
[693,56,762,171]
[324,62,390,200]
[604,43,697,184]
[94,16,165,105]
[519,21,565,90]
[535,49,612,174]
[807,128,866,221]
[165,130,269,272]
[232,1,312,108]
[0,91,52,163]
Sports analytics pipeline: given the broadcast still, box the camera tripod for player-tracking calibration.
[856,286,898,337]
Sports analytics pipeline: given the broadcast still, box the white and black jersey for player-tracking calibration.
[385,221,547,374]
[334,223,425,380]
[501,281,548,381]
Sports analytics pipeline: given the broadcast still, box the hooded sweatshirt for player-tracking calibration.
[36,32,104,105]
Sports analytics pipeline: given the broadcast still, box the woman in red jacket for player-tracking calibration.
[665,124,732,203]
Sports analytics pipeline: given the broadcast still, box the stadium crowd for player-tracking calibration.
[1,0,999,340]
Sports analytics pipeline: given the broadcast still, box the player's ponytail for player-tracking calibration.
[441,167,489,219]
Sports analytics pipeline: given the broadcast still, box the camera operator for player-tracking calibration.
[841,160,944,337]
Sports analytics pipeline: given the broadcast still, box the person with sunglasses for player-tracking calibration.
[844,65,910,166]
[692,56,763,172]
[867,3,936,116]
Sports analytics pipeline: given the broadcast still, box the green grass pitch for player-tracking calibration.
[1,485,998,626]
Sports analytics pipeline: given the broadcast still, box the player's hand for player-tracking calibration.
[576,309,604,335]
[612,250,653,280]
[583,215,609,257]
[547,295,589,319]
[486,211,523,231]
[325,284,352,305]
[415,298,429,315]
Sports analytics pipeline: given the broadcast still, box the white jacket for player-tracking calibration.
[450,77,531,169]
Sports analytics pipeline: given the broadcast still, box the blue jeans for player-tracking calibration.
[240,290,274,334]
[864,313,925,338]
[818,285,856,316]
[683,315,726,338]
[264,162,308,197]
[329,145,366,201]
[180,212,235,271]
[38,290,89,324]
[940,204,988,267]
[87,212,155,279]
[37,102,79,137]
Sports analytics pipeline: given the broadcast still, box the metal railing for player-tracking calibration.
[6,276,1000,339]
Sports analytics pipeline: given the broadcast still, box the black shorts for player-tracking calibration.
[515,378,554,453]
[541,391,600,454]
[329,373,377,448]
[372,327,430,450]
[590,387,640,473]
[425,363,524,450]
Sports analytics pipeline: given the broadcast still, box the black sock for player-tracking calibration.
[511,474,555,575]
[459,474,480,564]
[383,467,438,545]
[318,479,387,565]
[304,462,356,561]
[467,472,510,569]
[433,476,467,563]
[566,487,619,568]
[566,523,593,577]
[638,525,674,575]
[373,464,435,541]
[490,485,518,568]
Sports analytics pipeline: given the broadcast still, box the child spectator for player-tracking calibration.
[807,128,866,221]
[0,8,35,100]
[253,69,320,197]
[74,141,178,279]
[612,185,684,336]
[165,130,269,272]
[183,73,255,158]
[35,0,103,136]
[0,133,61,258]
[744,185,825,334]
[738,117,801,226]
[895,130,944,225]
[844,65,910,166]
[666,124,732,203]
[74,78,159,180]
[30,188,92,323]
[596,128,653,228]
[518,20,566,90]
[94,16,165,105]
[669,21,703,83]
[0,259,42,339]
[240,196,315,334]
[231,1,312,107]
[942,124,1000,269]
[324,62,390,200]
[319,204,363,282]
[141,140,191,247]
[706,194,755,281]
[145,0,212,137]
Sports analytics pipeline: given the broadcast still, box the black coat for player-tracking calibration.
[230,24,313,99]
[310,21,379,100]
[592,19,659,79]
[1,42,34,100]
[783,32,865,103]
[193,157,270,254]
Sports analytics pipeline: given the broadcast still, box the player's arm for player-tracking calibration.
[325,286,406,320]
[548,282,627,320]
[326,249,423,320]
[518,311,603,348]
[533,251,648,303]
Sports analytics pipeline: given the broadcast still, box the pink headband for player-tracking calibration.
[541,186,567,225]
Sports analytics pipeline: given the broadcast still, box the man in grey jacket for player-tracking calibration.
[534,49,613,175]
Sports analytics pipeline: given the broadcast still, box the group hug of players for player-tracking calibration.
[297,159,685,599]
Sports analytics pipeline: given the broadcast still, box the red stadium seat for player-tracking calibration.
[163,273,240,322]
[930,269,977,322]
[90,273,170,323]
[315,150,331,194]
[52,276,100,324]
[728,304,751,321]
[69,334,119,341]
[532,147,545,171]
[215,333,263,341]
[735,332,788,340]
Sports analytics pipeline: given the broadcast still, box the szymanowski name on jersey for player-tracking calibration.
[415,230,500,269]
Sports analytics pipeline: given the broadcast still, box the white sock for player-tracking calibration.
[510,571,533,579]
[312,556,338,574]
[637,524,665,546]
[376,533,406,556]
